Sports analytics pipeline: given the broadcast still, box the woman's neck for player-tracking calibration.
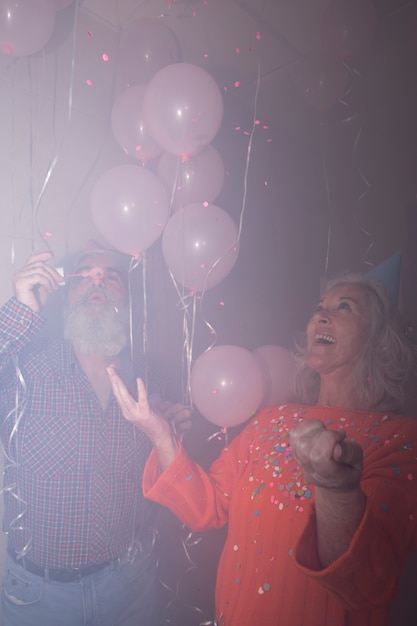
[317,372,363,410]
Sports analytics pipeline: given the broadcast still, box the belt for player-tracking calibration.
[7,549,111,583]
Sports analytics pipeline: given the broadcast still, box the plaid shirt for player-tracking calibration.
[0,297,157,569]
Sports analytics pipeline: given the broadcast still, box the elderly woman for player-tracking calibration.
[108,276,417,626]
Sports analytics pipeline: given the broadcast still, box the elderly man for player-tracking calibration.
[0,248,189,626]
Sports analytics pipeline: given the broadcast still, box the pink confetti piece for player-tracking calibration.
[102,53,109,62]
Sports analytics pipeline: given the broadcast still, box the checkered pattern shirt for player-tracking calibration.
[0,297,157,569]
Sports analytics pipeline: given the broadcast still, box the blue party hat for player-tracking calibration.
[364,251,402,307]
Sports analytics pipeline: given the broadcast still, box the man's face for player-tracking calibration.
[64,251,130,356]
[66,252,128,310]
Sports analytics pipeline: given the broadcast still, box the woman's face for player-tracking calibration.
[305,283,371,377]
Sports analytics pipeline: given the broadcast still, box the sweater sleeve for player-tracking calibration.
[143,437,243,532]
[294,419,417,610]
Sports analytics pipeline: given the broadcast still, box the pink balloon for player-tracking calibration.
[252,345,297,408]
[0,0,56,57]
[143,63,224,157]
[111,85,163,163]
[91,165,169,256]
[190,345,266,427]
[117,17,180,88]
[157,145,225,211]
[162,203,239,292]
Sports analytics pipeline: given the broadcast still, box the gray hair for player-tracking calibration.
[294,275,417,415]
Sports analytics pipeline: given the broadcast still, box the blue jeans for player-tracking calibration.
[1,538,158,626]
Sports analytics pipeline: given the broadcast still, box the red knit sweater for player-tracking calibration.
[143,404,417,626]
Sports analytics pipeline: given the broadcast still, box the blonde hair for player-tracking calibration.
[294,275,417,415]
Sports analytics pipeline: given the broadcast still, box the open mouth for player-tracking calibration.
[314,333,336,345]
[85,291,107,304]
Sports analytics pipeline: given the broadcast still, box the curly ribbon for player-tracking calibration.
[157,522,218,626]
[1,353,32,559]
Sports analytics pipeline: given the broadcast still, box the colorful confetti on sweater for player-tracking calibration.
[144,404,417,626]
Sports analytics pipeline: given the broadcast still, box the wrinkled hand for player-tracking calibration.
[107,366,192,437]
[289,419,363,493]
[13,251,63,313]
[107,366,181,469]
[107,366,169,440]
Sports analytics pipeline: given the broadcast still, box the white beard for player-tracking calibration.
[64,293,129,356]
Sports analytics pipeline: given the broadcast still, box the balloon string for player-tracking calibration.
[62,0,120,255]
[207,427,229,446]
[353,123,374,266]
[141,251,149,358]
[125,253,142,368]
[340,63,375,267]
[157,521,217,626]
[185,294,197,408]
[1,353,32,559]
[196,57,261,317]
[166,269,195,408]
[10,66,18,265]
[169,156,182,214]
[320,151,332,278]
[236,60,261,241]
[31,0,81,254]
